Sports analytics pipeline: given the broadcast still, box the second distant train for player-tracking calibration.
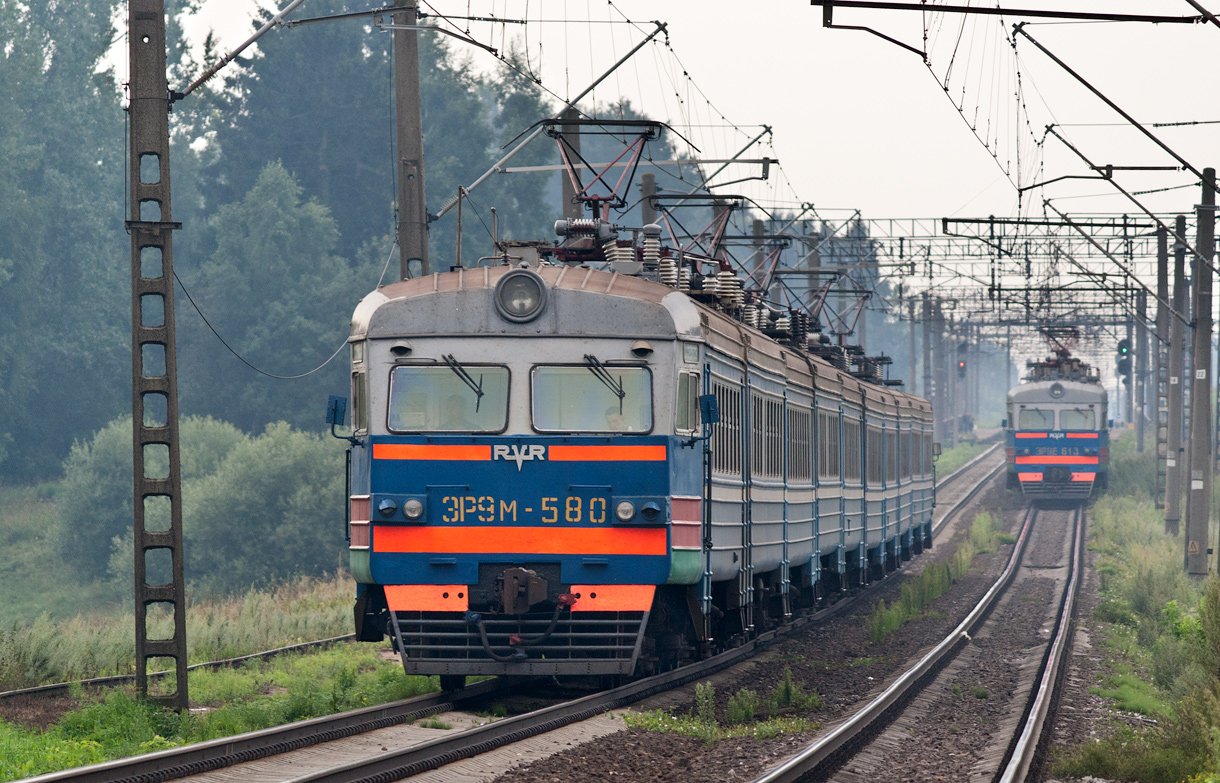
[1005,351,1109,502]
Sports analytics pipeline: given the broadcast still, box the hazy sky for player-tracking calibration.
[174,1,1220,225]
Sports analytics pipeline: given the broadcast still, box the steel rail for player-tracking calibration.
[748,505,1040,783]
[997,506,1085,782]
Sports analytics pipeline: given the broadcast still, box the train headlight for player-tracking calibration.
[377,498,399,518]
[615,500,636,521]
[403,498,424,519]
[494,269,547,323]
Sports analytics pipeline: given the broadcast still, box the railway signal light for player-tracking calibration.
[1116,338,1132,377]
[957,358,967,379]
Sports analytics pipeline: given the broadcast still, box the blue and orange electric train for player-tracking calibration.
[1004,351,1109,502]
[330,220,937,688]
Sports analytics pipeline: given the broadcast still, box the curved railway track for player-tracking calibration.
[21,444,1002,783]
[748,503,1083,783]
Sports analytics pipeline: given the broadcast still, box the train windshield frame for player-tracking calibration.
[386,365,510,433]
[531,364,653,433]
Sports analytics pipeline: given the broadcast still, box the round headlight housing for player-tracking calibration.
[494,269,547,323]
[615,500,636,522]
[403,498,424,519]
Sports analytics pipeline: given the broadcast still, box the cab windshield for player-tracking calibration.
[532,364,652,433]
[1060,407,1096,430]
[1017,408,1055,430]
[387,365,509,432]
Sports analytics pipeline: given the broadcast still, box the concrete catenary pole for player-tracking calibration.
[1186,170,1215,576]
[1136,290,1147,452]
[395,1,429,278]
[1156,225,1169,509]
[128,0,188,711]
[1166,217,1188,534]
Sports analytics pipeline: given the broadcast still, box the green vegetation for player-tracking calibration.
[935,440,990,478]
[866,511,1002,644]
[0,644,432,782]
[624,672,820,743]
[0,574,352,692]
[1049,436,1220,783]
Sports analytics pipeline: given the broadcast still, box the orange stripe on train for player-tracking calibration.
[384,584,469,612]
[374,525,667,556]
[569,584,656,612]
[1014,455,1099,465]
[373,443,492,461]
[548,445,667,461]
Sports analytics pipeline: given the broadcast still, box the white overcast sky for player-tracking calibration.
[173,1,1220,223]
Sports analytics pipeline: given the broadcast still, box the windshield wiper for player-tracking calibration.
[583,354,626,408]
[442,354,484,412]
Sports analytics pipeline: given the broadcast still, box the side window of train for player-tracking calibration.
[676,372,701,433]
[350,340,367,432]
[817,410,840,480]
[843,418,862,482]
[751,395,784,479]
[788,405,812,481]
[866,426,882,484]
[351,371,368,432]
[712,381,742,474]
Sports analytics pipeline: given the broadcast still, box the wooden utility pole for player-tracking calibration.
[395,1,429,278]
[1186,170,1215,576]
[128,0,188,710]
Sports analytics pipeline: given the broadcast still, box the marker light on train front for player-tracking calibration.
[378,498,398,518]
[403,498,424,519]
[494,269,547,323]
[615,500,636,521]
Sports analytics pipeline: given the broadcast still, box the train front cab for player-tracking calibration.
[343,268,710,680]
[1006,384,1108,502]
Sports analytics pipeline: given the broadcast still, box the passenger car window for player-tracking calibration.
[532,365,652,433]
[387,365,509,432]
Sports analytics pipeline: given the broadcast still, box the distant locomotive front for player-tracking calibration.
[1005,354,1109,502]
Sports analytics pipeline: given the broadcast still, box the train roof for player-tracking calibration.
[1007,379,1107,405]
[351,265,929,414]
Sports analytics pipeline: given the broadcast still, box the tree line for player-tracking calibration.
[1,0,553,487]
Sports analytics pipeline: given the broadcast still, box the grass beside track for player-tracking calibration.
[1048,436,1220,783]
[0,642,435,781]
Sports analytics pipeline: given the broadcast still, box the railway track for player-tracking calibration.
[20,444,1002,783]
[748,503,1084,783]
